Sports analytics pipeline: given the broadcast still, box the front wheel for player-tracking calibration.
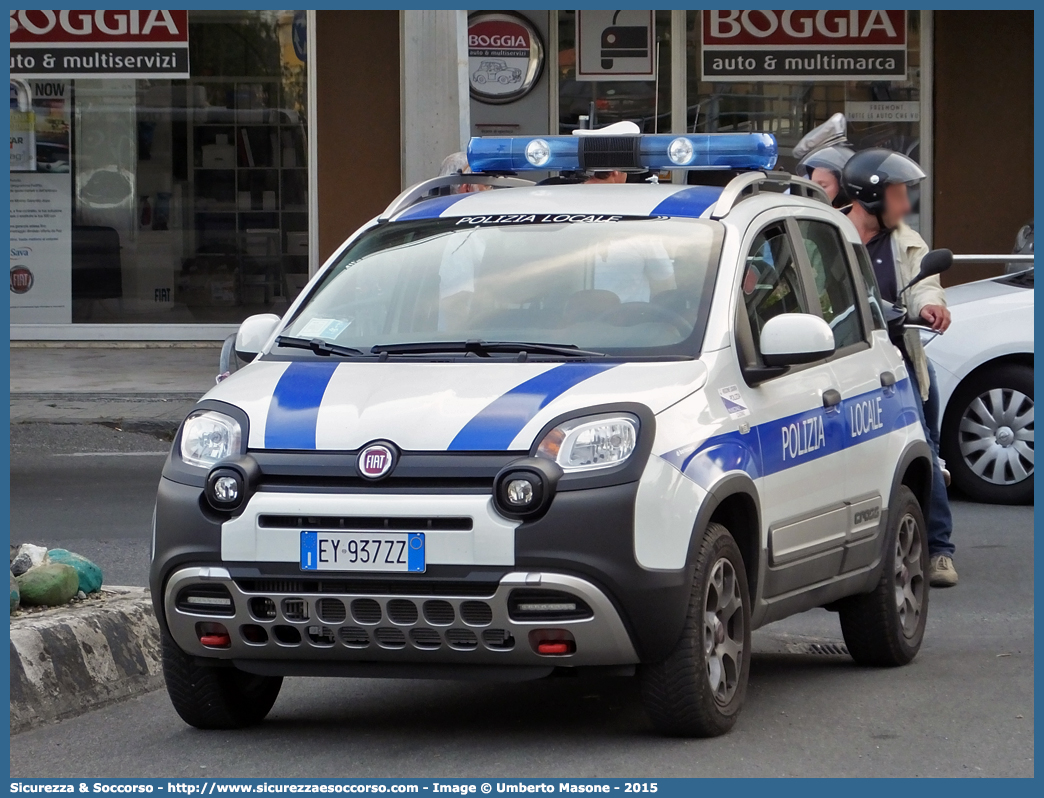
[162,632,282,729]
[640,522,751,737]
[839,485,929,667]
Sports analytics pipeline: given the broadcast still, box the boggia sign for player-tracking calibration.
[468,12,544,104]
[9,9,190,78]
[701,10,907,81]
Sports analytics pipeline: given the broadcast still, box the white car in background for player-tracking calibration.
[926,268,1034,504]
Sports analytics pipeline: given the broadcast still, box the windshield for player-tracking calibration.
[281,217,723,358]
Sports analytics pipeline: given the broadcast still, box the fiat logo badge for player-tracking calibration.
[357,442,396,480]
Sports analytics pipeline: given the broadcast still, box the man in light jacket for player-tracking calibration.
[841,148,958,588]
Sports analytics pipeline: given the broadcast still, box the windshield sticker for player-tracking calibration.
[718,385,750,419]
[298,317,351,339]
[454,213,650,227]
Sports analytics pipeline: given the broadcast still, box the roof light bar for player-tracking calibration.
[467,132,777,173]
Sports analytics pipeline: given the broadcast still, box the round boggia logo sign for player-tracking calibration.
[358,442,396,480]
[10,265,34,294]
[468,12,544,104]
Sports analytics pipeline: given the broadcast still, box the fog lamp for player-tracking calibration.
[506,479,535,506]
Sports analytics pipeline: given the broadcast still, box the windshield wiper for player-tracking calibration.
[275,335,365,358]
[370,340,606,359]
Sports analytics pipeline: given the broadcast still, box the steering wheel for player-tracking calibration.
[598,302,692,337]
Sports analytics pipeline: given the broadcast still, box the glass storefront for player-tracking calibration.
[554,10,923,227]
[10,10,309,327]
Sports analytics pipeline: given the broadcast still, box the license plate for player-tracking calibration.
[300,531,425,572]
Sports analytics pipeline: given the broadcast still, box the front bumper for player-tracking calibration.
[164,566,638,667]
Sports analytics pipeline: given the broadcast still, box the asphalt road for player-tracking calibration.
[8,424,1035,777]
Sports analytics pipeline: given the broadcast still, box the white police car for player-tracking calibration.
[153,129,938,737]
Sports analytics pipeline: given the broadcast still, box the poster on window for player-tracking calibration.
[576,10,654,81]
[10,79,72,323]
[701,10,907,81]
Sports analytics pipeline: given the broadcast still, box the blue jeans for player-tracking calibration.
[907,359,956,558]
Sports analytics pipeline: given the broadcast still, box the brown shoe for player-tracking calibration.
[929,555,958,587]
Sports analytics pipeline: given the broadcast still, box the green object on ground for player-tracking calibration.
[17,563,79,606]
[48,549,104,594]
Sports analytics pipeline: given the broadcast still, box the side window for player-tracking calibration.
[797,219,864,350]
[854,244,888,331]
[742,224,809,357]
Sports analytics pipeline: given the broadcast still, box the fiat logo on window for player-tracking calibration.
[357,442,397,480]
[10,266,34,294]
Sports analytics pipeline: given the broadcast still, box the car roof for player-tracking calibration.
[391,183,728,223]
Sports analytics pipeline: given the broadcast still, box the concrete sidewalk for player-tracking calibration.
[10,344,222,431]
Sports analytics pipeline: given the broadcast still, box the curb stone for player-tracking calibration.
[9,587,163,733]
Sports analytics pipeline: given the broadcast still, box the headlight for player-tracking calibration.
[180,411,242,469]
[535,414,638,472]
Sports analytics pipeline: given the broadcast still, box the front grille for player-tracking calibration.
[579,136,641,170]
[375,627,406,648]
[446,628,478,650]
[258,515,472,531]
[282,598,309,622]
[409,628,442,649]
[258,477,492,492]
[387,599,418,625]
[249,597,277,620]
[273,625,301,645]
[423,600,455,625]
[459,601,493,626]
[307,625,336,646]
[483,629,514,650]
[351,599,382,624]
[236,579,498,598]
[339,627,369,648]
[316,598,347,624]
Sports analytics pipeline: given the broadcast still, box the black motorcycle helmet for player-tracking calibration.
[841,148,926,216]
[796,144,855,207]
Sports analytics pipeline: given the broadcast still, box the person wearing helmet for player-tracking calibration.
[796,144,855,207]
[841,148,958,588]
[793,112,853,207]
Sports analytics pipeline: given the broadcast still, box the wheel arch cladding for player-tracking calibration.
[896,440,933,518]
[705,477,761,603]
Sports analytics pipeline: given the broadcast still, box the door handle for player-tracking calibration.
[880,371,896,388]
[823,389,842,409]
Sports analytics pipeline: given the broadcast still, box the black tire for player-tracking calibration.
[639,522,751,737]
[162,632,282,729]
[839,485,928,667]
[941,363,1034,505]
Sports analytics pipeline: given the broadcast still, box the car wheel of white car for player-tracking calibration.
[838,485,928,667]
[639,522,751,737]
[942,363,1034,504]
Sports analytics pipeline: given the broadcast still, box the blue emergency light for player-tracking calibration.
[467,132,777,174]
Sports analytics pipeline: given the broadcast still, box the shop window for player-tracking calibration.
[685,10,924,229]
[557,11,673,134]
[10,10,310,326]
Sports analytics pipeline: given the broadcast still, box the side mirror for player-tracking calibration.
[901,248,952,295]
[760,313,836,367]
[235,313,281,362]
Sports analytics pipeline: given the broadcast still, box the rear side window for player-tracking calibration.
[853,245,888,331]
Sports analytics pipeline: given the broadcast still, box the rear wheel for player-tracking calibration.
[640,522,751,737]
[941,363,1034,504]
[839,485,928,667]
[162,632,282,729]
